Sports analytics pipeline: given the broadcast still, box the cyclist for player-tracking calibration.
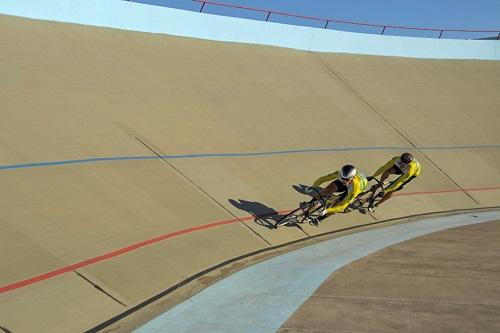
[367,152,421,212]
[306,164,368,224]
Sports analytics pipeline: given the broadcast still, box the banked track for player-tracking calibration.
[0,14,500,332]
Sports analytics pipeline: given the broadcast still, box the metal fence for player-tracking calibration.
[127,0,500,40]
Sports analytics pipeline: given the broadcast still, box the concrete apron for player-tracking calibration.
[135,210,500,333]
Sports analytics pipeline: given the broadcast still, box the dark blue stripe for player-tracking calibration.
[1,144,499,171]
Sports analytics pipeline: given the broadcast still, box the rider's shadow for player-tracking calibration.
[228,199,281,229]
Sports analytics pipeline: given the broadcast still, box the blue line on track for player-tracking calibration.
[1,144,499,171]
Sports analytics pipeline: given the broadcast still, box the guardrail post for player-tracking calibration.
[380,26,386,35]
[324,20,329,29]
[199,1,206,13]
[266,11,271,21]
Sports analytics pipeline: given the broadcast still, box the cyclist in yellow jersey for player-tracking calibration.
[307,164,368,223]
[367,152,421,212]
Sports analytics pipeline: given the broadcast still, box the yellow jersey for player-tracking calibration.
[312,170,368,214]
[372,156,421,193]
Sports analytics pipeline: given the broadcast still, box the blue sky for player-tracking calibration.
[131,0,500,39]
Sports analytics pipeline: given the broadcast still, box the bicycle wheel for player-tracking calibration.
[368,189,385,207]
[366,180,392,209]
[349,179,384,211]
[350,190,375,210]
[303,202,324,220]
[274,207,303,228]
[301,195,338,225]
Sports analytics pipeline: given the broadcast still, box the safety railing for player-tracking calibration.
[125,0,500,40]
[193,0,500,40]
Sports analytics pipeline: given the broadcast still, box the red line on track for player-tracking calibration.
[1,186,499,294]
[0,217,250,294]
[395,186,500,196]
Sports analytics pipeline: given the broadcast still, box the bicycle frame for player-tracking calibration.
[274,187,342,228]
[276,178,392,228]
[349,178,389,211]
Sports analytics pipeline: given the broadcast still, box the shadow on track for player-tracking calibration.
[228,199,282,229]
[292,184,312,196]
[229,185,314,229]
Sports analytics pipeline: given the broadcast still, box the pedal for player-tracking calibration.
[308,217,320,227]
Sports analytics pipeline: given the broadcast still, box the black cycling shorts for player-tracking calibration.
[333,179,348,193]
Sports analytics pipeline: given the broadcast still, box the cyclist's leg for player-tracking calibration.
[305,180,344,216]
[374,176,416,208]
[367,191,392,212]
[323,180,348,213]
[373,191,394,207]
[322,180,343,197]
[301,200,321,216]
[317,191,347,221]
[300,190,325,214]
[301,180,340,212]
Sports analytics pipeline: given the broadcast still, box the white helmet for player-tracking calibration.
[340,164,356,180]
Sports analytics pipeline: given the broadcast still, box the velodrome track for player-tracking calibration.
[1,12,500,333]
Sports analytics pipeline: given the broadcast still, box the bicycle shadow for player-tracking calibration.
[229,185,315,229]
[228,199,282,229]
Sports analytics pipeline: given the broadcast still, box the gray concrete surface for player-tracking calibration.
[280,218,500,333]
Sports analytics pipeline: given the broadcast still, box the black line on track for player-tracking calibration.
[75,271,127,307]
[134,136,272,246]
[0,326,13,333]
[295,223,311,236]
[86,206,500,332]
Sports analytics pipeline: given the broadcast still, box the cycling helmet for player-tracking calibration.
[340,164,357,180]
[400,152,414,164]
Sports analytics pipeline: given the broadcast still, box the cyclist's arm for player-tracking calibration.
[385,162,421,193]
[379,168,395,183]
[312,171,340,188]
[384,175,409,193]
[372,157,398,178]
